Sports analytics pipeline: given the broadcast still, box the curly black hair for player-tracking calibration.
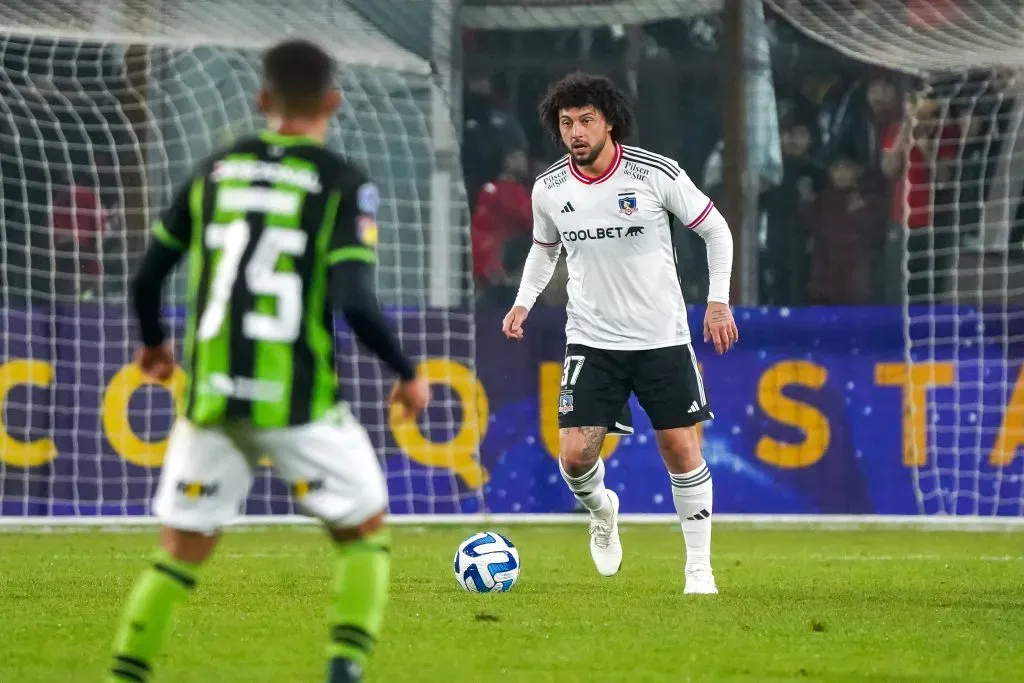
[538,72,635,143]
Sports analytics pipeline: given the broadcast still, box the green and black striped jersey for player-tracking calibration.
[152,130,379,428]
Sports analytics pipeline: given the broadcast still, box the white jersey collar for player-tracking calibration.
[568,142,623,185]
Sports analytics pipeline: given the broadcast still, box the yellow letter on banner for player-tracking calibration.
[102,364,186,468]
[990,364,1024,467]
[874,362,955,467]
[389,359,489,489]
[756,361,830,469]
[539,361,619,460]
[0,360,58,467]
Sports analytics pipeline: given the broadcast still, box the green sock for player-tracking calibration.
[327,529,391,668]
[107,549,199,682]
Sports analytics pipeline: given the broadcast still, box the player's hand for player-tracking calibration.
[704,302,739,355]
[502,305,529,340]
[135,343,175,381]
[390,376,430,421]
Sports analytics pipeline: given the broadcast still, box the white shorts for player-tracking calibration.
[152,415,387,534]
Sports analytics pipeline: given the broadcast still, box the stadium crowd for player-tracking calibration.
[465,9,1024,308]
[2,4,1020,309]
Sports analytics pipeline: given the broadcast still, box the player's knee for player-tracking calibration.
[313,482,388,543]
[559,428,599,475]
[655,426,703,471]
[329,510,386,543]
[160,526,218,564]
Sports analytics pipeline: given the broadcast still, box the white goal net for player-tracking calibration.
[0,0,479,521]
[769,0,1024,516]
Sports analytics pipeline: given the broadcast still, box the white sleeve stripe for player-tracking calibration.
[686,200,714,229]
[533,237,560,247]
[622,150,680,180]
[536,157,569,180]
[686,343,708,406]
[622,145,676,164]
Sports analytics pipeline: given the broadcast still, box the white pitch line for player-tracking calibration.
[2,513,1023,531]
[0,552,1017,562]
[733,553,1024,562]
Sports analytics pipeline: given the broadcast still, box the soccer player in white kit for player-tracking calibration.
[503,73,738,594]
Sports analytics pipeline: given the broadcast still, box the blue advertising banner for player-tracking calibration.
[1,305,1022,518]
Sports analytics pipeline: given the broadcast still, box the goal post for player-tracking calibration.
[5,0,1024,528]
[767,0,1024,516]
[0,0,480,521]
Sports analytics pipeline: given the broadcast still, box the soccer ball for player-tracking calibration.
[453,531,520,593]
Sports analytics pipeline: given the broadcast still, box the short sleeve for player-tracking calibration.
[327,171,379,266]
[658,166,715,230]
[151,179,195,251]
[531,181,560,247]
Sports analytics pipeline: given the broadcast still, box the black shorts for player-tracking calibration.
[556,343,713,433]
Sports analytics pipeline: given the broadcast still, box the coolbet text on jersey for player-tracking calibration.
[530,144,716,350]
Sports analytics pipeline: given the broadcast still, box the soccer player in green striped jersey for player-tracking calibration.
[106,39,429,683]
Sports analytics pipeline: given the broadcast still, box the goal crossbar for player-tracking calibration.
[0,0,431,73]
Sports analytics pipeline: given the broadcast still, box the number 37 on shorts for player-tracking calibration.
[555,343,713,434]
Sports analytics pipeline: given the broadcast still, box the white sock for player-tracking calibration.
[559,459,609,514]
[670,461,713,571]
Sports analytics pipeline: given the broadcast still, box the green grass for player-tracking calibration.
[1,525,1022,682]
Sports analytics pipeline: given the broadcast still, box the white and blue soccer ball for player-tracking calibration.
[453,531,520,593]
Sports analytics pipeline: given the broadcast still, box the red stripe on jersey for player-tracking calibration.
[686,200,714,229]
[569,143,623,185]
[533,237,560,248]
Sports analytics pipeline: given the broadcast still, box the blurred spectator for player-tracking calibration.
[463,70,527,211]
[760,117,821,304]
[940,71,993,245]
[818,70,902,174]
[49,164,124,301]
[907,0,969,30]
[475,234,568,310]
[93,152,122,213]
[882,93,960,301]
[968,68,1024,254]
[51,172,105,297]
[775,85,820,139]
[464,16,1014,307]
[804,154,887,304]
[476,235,533,309]
[471,148,532,287]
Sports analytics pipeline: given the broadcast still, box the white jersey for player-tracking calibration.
[531,143,716,350]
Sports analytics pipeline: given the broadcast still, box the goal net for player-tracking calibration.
[768,0,1024,516]
[0,0,479,521]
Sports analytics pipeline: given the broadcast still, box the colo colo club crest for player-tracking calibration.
[618,192,638,216]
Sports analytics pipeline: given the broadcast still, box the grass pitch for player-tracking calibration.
[1,524,1022,682]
